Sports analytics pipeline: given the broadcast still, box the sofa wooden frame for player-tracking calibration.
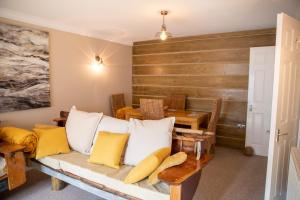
[31,112,214,200]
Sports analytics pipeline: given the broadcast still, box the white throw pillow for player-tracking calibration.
[124,117,175,166]
[65,106,103,155]
[90,115,129,153]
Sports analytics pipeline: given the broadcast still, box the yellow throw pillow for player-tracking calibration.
[34,124,58,129]
[88,132,129,169]
[34,127,70,159]
[124,147,171,184]
[148,152,187,185]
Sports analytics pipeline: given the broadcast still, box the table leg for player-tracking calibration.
[191,122,199,130]
[6,151,26,190]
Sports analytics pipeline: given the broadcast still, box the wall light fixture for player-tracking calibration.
[92,55,105,72]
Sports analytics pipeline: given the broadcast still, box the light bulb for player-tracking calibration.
[160,31,168,41]
[98,63,104,70]
[91,61,104,73]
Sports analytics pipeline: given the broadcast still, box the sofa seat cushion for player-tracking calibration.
[38,153,66,170]
[39,151,169,200]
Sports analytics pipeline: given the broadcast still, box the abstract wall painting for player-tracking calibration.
[0,22,50,113]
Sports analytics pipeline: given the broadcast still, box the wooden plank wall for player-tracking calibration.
[132,29,276,149]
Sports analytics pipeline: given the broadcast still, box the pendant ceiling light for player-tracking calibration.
[155,10,172,41]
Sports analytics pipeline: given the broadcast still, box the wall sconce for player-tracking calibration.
[92,55,105,72]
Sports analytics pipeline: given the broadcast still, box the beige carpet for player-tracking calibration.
[2,147,267,200]
[195,147,267,200]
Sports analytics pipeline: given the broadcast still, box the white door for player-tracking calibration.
[246,46,275,156]
[265,13,300,200]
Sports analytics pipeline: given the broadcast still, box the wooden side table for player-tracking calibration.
[0,143,26,190]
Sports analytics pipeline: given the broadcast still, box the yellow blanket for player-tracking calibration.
[0,127,38,156]
[115,106,133,120]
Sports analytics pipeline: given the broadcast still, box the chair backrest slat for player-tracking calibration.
[111,93,125,117]
[207,98,222,132]
[140,98,164,120]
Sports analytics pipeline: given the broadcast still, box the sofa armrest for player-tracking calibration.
[158,154,212,185]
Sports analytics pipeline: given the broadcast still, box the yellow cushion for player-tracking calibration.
[148,152,187,185]
[88,132,129,169]
[115,106,133,119]
[34,127,70,159]
[124,147,171,184]
[34,124,58,129]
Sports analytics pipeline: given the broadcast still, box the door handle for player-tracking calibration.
[237,124,246,128]
[276,129,288,142]
[249,105,253,112]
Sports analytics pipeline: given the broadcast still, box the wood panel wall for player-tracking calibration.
[132,29,276,149]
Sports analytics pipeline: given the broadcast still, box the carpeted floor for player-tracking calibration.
[2,147,267,200]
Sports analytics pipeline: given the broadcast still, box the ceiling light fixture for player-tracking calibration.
[155,10,172,41]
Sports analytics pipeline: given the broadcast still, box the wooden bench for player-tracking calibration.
[47,111,214,200]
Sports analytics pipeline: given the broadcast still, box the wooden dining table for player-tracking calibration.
[125,108,210,130]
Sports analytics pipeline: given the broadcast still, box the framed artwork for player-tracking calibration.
[0,22,50,113]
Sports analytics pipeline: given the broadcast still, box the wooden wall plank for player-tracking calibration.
[133,86,247,101]
[134,28,275,46]
[133,63,249,76]
[133,34,276,55]
[132,28,275,149]
[216,136,245,149]
[217,124,246,139]
[133,75,248,89]
[133,49,249,65]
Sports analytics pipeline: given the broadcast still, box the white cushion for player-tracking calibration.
[55,151,169,200]
[38,154,63,170]
[96,115,129,133]
[90,115,129,152]
[65,106,103,155]
[124,117,175,166]
[38,151,169,200]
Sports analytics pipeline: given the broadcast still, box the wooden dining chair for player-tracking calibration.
[206,98,222,153]
[207,98,222,133]
[110,93,126,117]
[165,94,186,110]
[181,98,222,155]
[139,98,164,120]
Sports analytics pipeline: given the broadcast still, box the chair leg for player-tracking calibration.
[206,136,216,155]
[51,177,66,191]
[207,143,216,155]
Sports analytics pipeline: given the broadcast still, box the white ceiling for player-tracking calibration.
[1,0,300,45]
